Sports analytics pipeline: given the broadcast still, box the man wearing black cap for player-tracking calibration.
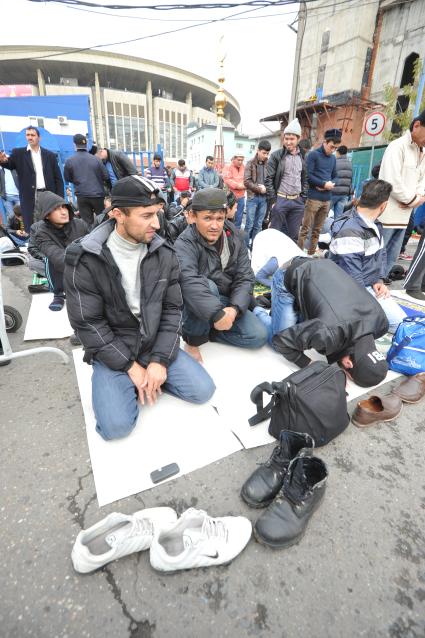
[64,134,111,225]
[254,250,389,387]
[174,187,268,363]
[298,129,341,255]
[64,175,215,441]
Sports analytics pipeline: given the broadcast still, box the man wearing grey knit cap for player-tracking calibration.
[265,118,308,242]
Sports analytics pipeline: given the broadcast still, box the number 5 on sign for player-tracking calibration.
[365,112,386,137]
[365,111,386,178]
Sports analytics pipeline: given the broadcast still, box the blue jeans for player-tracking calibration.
[91,349,216,440]
[269,197,305,242]
[366,286,406,333]
[253,267,299,345]
[183,280,268,349]
[331,195,349,219]
[244,195,267,247]
[382,228,405,275]
[0,196,19,225]
[234,196,245,229]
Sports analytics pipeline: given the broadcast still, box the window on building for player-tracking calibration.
[391,51,420,136]
[138,104,146,149]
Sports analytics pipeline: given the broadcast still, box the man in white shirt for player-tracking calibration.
[379,110,425,290]
[0,126,64,232]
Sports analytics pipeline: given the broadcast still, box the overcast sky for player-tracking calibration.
[2,0,301,134]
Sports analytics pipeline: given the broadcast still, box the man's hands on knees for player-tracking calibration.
[145,362,167,405]
[373,282,390,299]
[213,307,237,331]
[127,361,167,406]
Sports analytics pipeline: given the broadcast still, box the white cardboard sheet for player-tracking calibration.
[72,349,242,506]
[24,293,73,340]
[201,342,400,449]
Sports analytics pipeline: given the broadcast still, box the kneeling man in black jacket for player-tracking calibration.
[174,188,268,363]
[64,176,215,441]
[31,191,89,311]
[255,249,389,387]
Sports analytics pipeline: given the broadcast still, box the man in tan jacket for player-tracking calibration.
[223,155,245,229]
[379,111,425,290]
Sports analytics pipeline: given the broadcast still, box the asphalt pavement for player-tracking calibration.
[1,259,424,638]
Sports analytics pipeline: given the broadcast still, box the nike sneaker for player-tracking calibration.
[72,508,177,573]
[150,508,252,572]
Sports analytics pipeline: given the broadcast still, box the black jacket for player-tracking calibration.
[64,150,110,197]
[28,220,45,261]
[64,220,182,371]
[31,191,89,273]
[105,149,137,180]
[272,257,389,367]
[265,147,308,203]
[332,156,352,196]
[174,221,254,344]
[0,147,64,231]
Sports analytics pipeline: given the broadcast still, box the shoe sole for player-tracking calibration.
[150,559,233,574]
[253,526,306,550]
[351,404,403,428]
[391,393,425,405]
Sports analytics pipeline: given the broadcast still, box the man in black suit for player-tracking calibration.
[0,126,64,232]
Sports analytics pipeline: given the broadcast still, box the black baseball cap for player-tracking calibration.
[324,128,342,141]
[350,334,388,387]
[110,175,164,208]
[73,134,87,148]
[192,188,227,212]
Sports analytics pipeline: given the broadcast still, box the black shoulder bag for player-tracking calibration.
[249,361,349,447]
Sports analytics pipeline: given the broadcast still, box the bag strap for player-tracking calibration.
[249,382,275,427]
[390,335,411,359]
[287,383,297,432]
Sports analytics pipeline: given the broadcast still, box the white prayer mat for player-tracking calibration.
[391,289,425,308]
[201,342,400,449]
[24,293,73,340]
[72,349,242,507]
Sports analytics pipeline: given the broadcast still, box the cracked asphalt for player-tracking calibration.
[1,261,425,638]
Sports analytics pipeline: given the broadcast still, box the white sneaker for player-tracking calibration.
[72,507,177,573]
[150,508,252,572]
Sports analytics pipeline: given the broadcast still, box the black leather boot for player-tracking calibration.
[254,456,328,548]
[240,431,314,508]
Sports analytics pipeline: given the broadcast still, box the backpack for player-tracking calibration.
[387,316,425,375]
[248,361,349,447]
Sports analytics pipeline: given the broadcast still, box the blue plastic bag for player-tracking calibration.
[387,316,425,375]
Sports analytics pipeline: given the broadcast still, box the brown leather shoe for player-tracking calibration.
[351,394,402,428]
[392,373,425,404]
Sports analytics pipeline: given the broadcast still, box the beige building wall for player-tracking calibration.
[364,0,425,145]
[369,0,425,100]
[297,0,379,102]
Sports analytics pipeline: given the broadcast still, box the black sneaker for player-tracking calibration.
[70,333,82,346]
[253,456,328,549]
[241,431,314,508]
[405,290,425,301]
[28,284,50,294]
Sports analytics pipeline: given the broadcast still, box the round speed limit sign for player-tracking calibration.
[365,111,386,136]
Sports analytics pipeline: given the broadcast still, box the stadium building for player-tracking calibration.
[0,46,241,161]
